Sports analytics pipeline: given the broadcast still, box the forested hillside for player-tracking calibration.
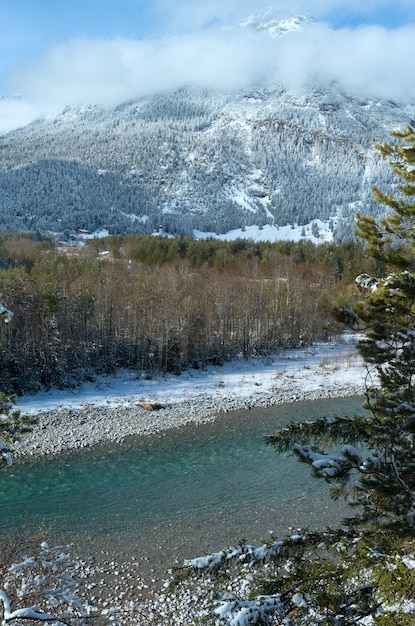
[1,85,414,239]
[0,234,373,393]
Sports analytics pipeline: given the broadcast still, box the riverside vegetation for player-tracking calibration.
[0,235,375,394]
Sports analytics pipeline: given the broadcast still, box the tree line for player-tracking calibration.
[0,235,374,393]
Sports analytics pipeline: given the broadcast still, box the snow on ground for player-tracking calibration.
[73,217,336,247]
[16,334,367,416]
[193,217,337,244]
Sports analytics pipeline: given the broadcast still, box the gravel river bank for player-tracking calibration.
[8,393,367,626]
[14,379,365,459]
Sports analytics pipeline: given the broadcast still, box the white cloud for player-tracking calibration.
[1,3,415,133]
[314,24,415,100]
[0,97,45,133]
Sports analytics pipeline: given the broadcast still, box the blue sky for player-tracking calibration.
[1,0,415,132]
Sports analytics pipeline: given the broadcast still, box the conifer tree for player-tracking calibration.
[0,392,35,468]
[266,125,415,622]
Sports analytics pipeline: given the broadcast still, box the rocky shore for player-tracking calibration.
[13,379,365,460]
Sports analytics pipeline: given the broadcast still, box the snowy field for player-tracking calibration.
[16,333,368,417]
[193,217,337,244]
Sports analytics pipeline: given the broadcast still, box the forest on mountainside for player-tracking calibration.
[0,233,376,393]
[0,85,408,239]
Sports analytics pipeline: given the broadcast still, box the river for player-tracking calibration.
[0,395,364,575]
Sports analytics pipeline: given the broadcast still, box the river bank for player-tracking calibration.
[7,338,370,624]
[14,336,367,459]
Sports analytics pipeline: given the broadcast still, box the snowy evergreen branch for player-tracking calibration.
[183,539,285,572]
[0,393,36,468]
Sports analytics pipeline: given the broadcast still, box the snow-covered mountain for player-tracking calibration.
[239,12,316,37]
[0,14,414,242]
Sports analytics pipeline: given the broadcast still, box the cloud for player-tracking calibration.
[1,6,415,133]
[0,97,45,133]
[314,24,415,99]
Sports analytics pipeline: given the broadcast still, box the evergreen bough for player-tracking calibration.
[180,127,415,624]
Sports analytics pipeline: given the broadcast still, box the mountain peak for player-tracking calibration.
[239,12,317,38]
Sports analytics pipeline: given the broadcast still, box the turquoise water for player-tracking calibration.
[0,396,365,569]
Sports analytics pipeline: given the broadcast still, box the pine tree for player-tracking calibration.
[179,127,415,624]
[337,125,415,528]
[267,125,415,622]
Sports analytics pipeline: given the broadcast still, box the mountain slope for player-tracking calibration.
[1,15,414,241]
